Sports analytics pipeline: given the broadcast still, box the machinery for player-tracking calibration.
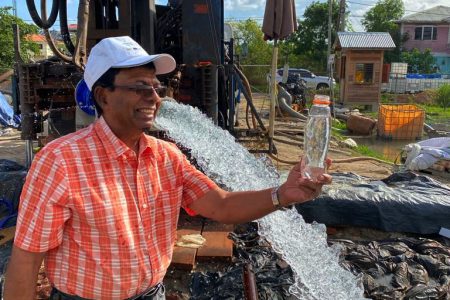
[14,0,265,166]
[14,0,270,166]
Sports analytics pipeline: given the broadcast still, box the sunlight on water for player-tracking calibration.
[156,101,366,299]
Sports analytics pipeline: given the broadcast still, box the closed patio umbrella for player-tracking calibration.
[262,0,297,153]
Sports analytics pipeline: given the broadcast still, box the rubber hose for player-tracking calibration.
[59,0,75,54]
[269,154,395,166]
[41,0,72,62]
[26,0,59,29]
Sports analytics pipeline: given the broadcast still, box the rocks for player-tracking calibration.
[341,138,358,149]
[347,114,377,135]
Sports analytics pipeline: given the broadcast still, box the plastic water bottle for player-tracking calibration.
[302,95,331,180]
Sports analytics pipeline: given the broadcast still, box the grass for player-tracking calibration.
[354,145,392,162]
[418,104,450,119]
[332,119,347,130]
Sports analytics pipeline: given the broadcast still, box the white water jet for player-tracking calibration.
[156,101,366,299]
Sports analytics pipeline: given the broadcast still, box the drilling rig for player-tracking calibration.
[14,0,270,166]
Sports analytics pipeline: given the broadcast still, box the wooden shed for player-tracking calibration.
[335,32,395,111]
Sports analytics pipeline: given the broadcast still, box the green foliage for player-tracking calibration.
[0,6,40,72]
[332,118,347,130]
[362,0,404,32]
[231,19,272,65]
[433,84,450,110]
[400,48,435,73]
[361,0,405,63]
[381,93,396,104]
[292,0,341,73]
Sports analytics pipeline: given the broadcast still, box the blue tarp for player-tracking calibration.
[0,92,20,128]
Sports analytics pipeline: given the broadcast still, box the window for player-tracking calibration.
[414,27,422,40]
[355,63,373,84]
[414,26,437,40]
[299,70,311,78]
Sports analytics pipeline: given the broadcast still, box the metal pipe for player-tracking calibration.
[25,140,34,168]
[242,264,258,300]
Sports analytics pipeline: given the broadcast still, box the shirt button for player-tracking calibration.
[147,234,151,239]
[142,204,148,209]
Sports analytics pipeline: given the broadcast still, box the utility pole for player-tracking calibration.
[327,0,332,74]
[327,0,334,112]
[12,0,17,17]
[337,0,346,32]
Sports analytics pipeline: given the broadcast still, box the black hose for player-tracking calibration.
[26,0,59,29]
[41,0,72,62]
[59,0,75,54]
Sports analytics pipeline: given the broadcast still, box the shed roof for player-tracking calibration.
[336,32,396,50]
[397,6,450,24]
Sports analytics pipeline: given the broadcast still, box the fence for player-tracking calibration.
[382,72,450,94]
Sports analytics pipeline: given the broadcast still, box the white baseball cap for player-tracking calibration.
[84,36,176,90]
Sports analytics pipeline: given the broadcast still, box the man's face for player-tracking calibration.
[100,67,161,134]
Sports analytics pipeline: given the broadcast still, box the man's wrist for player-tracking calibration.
[271,186,281,209]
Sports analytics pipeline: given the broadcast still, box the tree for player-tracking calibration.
[361,0,405,63]
[292,0,341,73]
[231,19,272,66]
[229,19,273,87]
[0,6,39,72]
[400,48,435,74]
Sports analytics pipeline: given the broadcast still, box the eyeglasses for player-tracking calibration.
[112,84,166,97]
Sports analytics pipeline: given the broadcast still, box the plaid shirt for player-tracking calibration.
[15,117,217,299]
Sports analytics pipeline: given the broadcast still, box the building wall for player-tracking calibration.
[401,23,450,54]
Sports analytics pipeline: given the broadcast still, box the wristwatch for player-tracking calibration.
[271,186,281,209]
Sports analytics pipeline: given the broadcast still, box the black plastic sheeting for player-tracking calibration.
[190,222,296,299]
[0,159,27,229]
[329,237,450,299]
[296,172,450,234]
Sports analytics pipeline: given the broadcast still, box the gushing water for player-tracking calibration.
[156,101,366,299]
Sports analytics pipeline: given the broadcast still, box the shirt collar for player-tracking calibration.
[94,116,157,159]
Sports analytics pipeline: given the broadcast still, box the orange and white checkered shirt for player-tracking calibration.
[15,117,217,299]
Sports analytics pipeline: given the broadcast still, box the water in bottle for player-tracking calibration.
[302,95,331,180]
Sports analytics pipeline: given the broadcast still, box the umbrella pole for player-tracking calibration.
[269,39,278,154]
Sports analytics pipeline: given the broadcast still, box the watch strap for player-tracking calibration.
[271,186,281,209]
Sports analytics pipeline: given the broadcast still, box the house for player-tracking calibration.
[335,32,396,111]
[398,5,450,74]
[26,34,52,60]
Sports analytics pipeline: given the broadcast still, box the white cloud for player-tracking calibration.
[402,0,449,13]
[225,0,266,12]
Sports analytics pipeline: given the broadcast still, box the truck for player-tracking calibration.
[276,68,335,90]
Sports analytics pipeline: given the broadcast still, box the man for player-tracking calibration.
[4,36,331,300]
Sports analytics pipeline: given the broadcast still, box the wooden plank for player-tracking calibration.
[196,222,234,261]
[170,212,203,270]
[171,228,201,271]
[0,226,15,246]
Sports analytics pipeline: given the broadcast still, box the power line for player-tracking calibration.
[347,1,450,17]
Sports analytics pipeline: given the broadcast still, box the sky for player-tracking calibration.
[9,0,450,32]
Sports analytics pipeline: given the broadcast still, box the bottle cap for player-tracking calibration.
[312,94,330,105]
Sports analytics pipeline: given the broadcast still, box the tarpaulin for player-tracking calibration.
[296,172,450,234]
[190,223,295,299]
[0,92,20,128]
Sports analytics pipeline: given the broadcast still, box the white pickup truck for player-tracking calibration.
[276,68,335,90]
